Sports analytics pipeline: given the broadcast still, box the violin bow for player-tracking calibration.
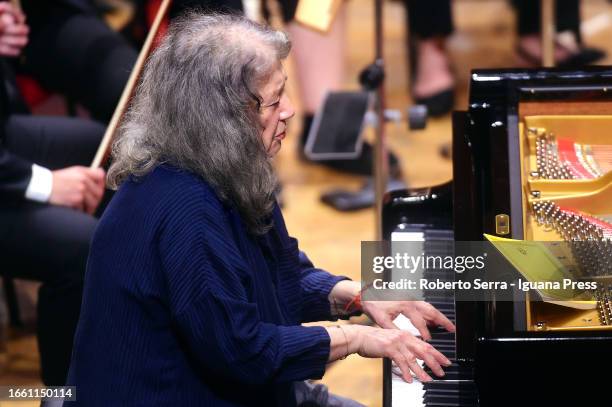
[91,0,172,168]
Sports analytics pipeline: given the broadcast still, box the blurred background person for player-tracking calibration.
[16,0,138,122]
[513,0,605,66]
[406,0,606,117]
[1,1,108,385]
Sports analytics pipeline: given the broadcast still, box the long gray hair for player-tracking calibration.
[107,12,291,235]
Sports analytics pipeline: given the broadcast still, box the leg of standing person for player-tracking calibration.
[404,0,454,117]
[513,0,605,67]
[0,115,105,385]
[514,0,580,38]
[286,1,400,175]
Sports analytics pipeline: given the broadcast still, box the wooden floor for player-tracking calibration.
[2,1,612,406]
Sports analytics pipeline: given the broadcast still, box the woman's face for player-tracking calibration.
[258,64,295,157]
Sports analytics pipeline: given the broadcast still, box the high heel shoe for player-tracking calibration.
[409,37,455,117]
[414,88,454,117]
[516,41,606,68]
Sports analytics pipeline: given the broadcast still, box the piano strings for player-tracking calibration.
[531,127,612,179]
[532,200,612,325]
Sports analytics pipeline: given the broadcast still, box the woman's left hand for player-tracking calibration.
[362,300,455,341]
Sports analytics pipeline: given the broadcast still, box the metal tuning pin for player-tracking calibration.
[596,288,610,325]
[534,132,575,180]
[531,200,612,324]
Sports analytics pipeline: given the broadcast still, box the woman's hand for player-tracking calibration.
[326,324,451,383]
[362,300,455,340]
[328,280,455,340]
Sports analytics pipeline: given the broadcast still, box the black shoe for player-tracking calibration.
[408,37,455,117]
[557,47,606,68]
[414,88,454,117]
[516,44,607,68]
[439,142,451,160]
[320,177,407,211]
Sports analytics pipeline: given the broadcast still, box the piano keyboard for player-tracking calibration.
[388,229,478,407]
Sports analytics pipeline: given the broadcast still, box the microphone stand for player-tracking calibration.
[372,0,387,239]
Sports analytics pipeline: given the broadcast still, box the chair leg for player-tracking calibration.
[2,276,23,328]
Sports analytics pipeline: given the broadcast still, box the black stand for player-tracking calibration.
[320,1,397,225]
[320,1,428,234]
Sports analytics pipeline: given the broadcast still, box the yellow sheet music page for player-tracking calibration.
[294,0,342,33]
[483,234,595,306]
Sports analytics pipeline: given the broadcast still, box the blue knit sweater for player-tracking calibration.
[66,165,347,406]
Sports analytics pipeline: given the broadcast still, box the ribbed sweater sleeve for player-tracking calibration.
[269,205,351,323]
[158,188,331,384]
[298,251,350,323]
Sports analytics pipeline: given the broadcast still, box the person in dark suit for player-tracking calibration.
[17,0,137,122]
[0,2,107,385]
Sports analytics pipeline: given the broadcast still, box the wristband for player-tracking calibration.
[336,325,349,360]
[344,292,362,313]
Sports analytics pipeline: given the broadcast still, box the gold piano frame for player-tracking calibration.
[517,106,612,332]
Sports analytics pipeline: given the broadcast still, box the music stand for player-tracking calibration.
[304,91,371,161]
[309,0,395,238]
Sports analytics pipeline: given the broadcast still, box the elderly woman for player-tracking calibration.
[66,13,454,406]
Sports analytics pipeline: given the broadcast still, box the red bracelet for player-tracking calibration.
[343,282,373,313]
[344,292,362,313]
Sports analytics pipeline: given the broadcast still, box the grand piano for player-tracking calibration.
[382,67,612,406]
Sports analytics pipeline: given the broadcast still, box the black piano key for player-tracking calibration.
[430,343,454,349]
[429,304,455,311]
[423,386,478,407]
[423,387,476,396]
[431,333,455,341]
[425,295,455,301]
[424,381,477,392]
[422,402,474,407]
[429,336,454,343]
[430,346,455,355]
[424,393,478,402]
[426,372,472,382]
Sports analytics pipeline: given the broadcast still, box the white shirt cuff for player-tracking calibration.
[25,164,53,203]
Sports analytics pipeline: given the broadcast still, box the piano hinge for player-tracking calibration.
[495,214,510,235]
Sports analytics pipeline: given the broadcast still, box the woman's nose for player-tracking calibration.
[279,94,295,121]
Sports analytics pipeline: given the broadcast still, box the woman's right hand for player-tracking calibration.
[327,324,451,383]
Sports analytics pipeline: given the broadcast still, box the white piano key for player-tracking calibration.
[393,313,420,336]
[390,315,425,406]
[391,373,424,407]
